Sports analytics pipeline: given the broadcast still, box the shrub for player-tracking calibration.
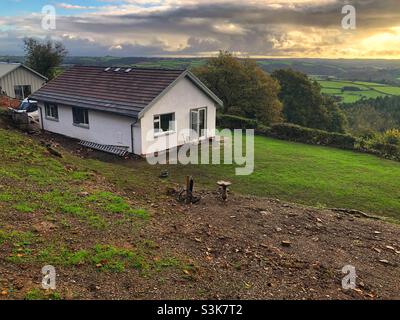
[361,133,400,160]
[369,141,399,156]
[25,288,62,301]
[217,114,259,129]
[255,124,271,136]
[268,123,356,149]
[365,141,400,160]
[382,129,400,145]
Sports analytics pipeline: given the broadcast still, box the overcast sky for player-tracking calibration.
[0,0,399,58]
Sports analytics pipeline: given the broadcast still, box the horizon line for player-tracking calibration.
[1,55,400,61]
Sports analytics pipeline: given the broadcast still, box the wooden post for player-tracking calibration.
[185,175,191,204]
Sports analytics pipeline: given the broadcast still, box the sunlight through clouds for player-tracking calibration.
[0,0,399,58]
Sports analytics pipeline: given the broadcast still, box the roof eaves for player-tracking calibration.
[21,64,48,81]
[137,69,223,119]
[0,63,20,79]
[34,96,139,118]
[186,71,224,107]
[0,63,48,81]
[31,91,146,110]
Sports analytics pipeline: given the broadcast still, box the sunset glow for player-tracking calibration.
[0,0,399,58]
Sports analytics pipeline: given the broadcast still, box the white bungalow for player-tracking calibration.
[31,66,223,156]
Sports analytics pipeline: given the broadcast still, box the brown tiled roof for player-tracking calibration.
[31,66,186,118]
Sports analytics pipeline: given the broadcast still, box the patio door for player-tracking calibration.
[190,108,207,139]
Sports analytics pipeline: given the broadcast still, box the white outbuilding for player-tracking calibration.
[0,62,47,99]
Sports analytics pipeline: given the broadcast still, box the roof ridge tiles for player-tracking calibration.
[72,65,187,72]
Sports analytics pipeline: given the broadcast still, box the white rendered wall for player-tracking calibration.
[140,76,217,156]
[38,103,137,153]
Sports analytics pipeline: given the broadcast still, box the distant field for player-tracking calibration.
[371,86,400,95]
[133,59,206,69]
[317,79,400,103]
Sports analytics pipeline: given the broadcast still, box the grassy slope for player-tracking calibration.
[0,125,194,299]
[2,122,400,220]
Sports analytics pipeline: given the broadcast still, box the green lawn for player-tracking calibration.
[124,135,400,220]
[1,123,400,221]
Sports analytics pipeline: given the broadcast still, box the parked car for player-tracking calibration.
[9,98,39,123]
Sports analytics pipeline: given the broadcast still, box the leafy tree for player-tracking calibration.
[272,68,347,133]
[193,51,282,125]
[323,96,348,133]
[23,38,68,79]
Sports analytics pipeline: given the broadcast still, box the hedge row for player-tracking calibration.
[218,114,400,161]
[217,114,258,129]
[266,123,357,150]
[358,140,400,161]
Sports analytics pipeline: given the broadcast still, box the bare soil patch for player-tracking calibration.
[2,188,399,300]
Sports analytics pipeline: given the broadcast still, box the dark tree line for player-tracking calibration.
[342,96,400,135]
[271,69,347,133]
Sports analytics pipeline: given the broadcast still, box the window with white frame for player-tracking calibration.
[44,103,59,120]
[154,113,175,134]
[190,108,207,138]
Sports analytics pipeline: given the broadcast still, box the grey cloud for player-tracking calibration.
[1,0,400,56]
